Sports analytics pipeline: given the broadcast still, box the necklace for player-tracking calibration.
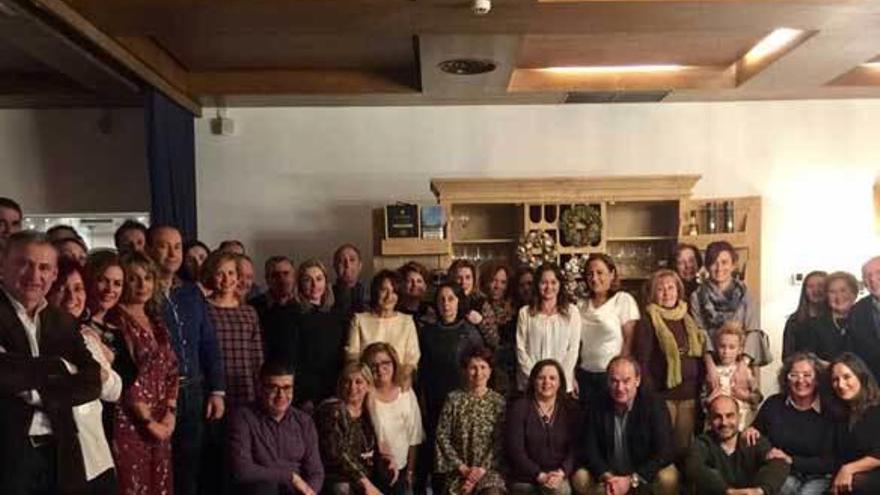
[534,399,556,425]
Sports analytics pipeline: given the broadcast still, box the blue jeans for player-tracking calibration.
[779,475,830,495]
[174,381,204,495]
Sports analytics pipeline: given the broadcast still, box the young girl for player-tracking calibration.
[704,322,762,430]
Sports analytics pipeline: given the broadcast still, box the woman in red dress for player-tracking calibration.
[109,252,179,495]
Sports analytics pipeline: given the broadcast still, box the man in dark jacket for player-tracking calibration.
[573,355,679,495]
[849,256,880,380]
[0,231,102,495]
[686,395,789,495]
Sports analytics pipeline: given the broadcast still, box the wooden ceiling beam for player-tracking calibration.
[187,68,419,95]
[20,0,202,114]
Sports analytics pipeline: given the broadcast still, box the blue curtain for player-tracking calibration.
[145,88,198,239]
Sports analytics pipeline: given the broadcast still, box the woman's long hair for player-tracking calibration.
[791,271,828,323]
[528,263,572,317]
[828,353,880,426]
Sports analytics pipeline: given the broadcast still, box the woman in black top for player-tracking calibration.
[744,352,833,495]
[829,353,880,495]
[416,282,484,494]
[448,258,486,327]
[397,261,433,324]
[268,258,347,411]
[803,271,858,365]
[782,271,827,360]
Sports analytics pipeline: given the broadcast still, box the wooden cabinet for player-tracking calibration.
[372,175,762,300]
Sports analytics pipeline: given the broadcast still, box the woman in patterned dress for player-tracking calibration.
[478,261,516,394]
[202,251,264,408]
[109,252,179,495]
[435,346,506,495]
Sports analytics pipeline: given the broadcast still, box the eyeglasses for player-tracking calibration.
[787,372,815,381]
[263,384,294,396]
[369,359,393,370]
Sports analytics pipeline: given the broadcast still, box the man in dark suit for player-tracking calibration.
[573,355,679,495]
[849,256,880,380]
[0,231,102,495]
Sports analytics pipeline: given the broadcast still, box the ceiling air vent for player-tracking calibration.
[438,59,497,75]
[564,91,669,104]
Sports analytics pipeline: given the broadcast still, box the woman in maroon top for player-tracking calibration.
[109,252,179,495]
[505,359,581,495]
[202,251,264,408]
[633,269,706,460]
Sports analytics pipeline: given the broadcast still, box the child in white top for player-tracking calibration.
[704,322,762,431]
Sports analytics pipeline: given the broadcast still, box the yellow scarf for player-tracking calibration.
[646,302,706,390]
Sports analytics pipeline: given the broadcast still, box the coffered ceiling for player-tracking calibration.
[3,0,880,113]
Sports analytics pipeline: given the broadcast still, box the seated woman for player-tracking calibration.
[670,243,703,301]
[829,353,880,495]
[781,271,827,360]
[506,359,581,495]
[362,342,424,495]
[419,282,485,491]
[347,270,421,388]
[743,352,834,495]
[317,362,391,495]
[633,269,706,459]
[802,271,858,366]
[435,347,506,495]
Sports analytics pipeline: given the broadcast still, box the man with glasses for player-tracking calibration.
[228,361,324,495]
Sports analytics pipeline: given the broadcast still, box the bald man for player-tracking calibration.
[686,395,789,495]
[848,256,880,380]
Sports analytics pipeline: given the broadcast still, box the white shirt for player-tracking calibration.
[515,304,581,392]
[346,312,421,369]
[578,292,640,373]
[1,287,53,436]
[74,330,121,480]
[367,387,425,470]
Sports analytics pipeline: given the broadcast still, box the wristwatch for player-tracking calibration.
[630,473,640,488]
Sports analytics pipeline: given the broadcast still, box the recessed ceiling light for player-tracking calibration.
[861,62,880,69]
[538,65,686,75]
[744,28,803,62]
[438,59,497,75]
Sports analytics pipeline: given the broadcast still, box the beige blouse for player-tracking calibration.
[345,311,421,369]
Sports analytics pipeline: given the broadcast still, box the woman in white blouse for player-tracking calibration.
[362,342,424,495]
[577,253,640,404]
[516,263,581,393]
[347,269,421,388]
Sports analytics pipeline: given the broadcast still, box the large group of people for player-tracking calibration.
[2,194,880,495]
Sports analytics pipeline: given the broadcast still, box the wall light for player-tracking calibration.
[743,28,803,63]
[861,62,880,69]
[538,65,686,75]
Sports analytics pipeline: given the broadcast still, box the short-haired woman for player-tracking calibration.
[802,271,858,366]
[346,270,421,388]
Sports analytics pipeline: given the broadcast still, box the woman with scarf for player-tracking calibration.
[689,241,771,390]
[634,269,706,460]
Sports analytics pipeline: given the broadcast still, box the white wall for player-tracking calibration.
[196,100,880,391]
[0,108,149,214]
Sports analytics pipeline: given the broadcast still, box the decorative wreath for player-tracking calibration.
[561,205,602,247]
[562,254,590,299]
[516,230,558,269]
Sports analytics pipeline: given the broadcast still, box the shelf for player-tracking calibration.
[607,236,677,242]
[452,238,517,244]
[381,238,450,256]
[679,232,748,247]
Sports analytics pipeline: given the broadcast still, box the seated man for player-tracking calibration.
[573,356,678,495]
[686,395,789,495]
[229,361,324,495]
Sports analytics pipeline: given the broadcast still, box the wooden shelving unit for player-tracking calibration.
[371,176,762,301]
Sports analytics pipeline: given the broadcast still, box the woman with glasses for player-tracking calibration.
[743,352,833,495]
[362,342,425,495]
